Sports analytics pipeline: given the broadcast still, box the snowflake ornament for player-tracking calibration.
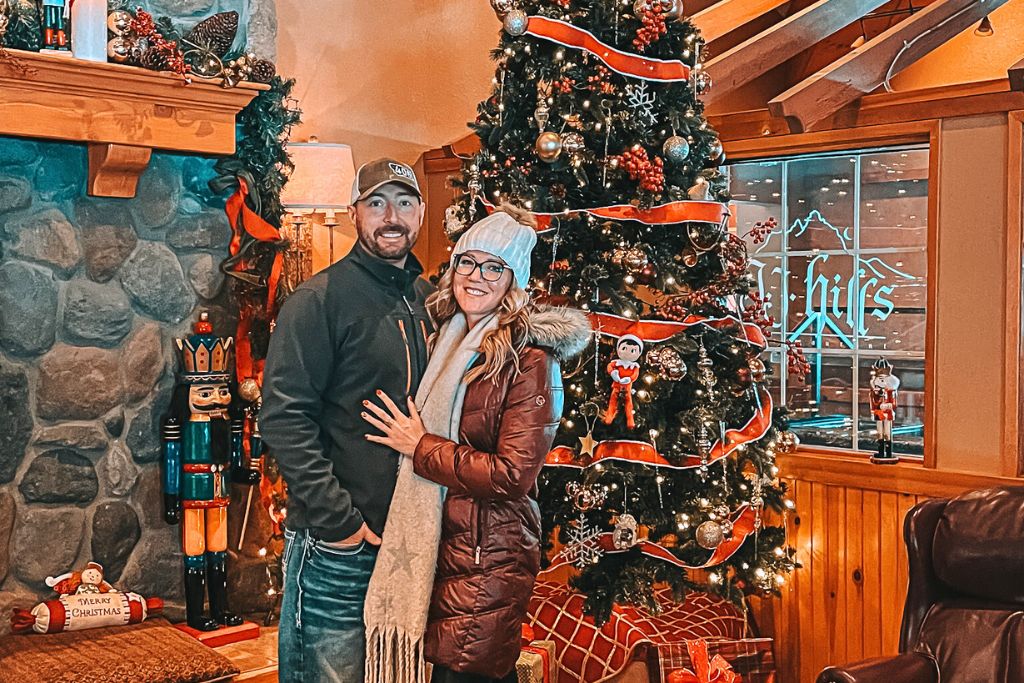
[625,82,657,127]
[564,515,603,568]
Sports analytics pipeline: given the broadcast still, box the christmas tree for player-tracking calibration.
[445,0,800,622]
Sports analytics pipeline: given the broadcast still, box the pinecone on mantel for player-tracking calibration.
[185,10,238,57]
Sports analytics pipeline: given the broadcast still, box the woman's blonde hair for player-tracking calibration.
[427,205,537,383]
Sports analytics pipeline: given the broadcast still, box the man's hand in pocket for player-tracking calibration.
[322,523,382,550]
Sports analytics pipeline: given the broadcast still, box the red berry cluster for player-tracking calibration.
[617,145,665,192]
[550,259,571,272]
[787,341,811,380]
[555,0,572,8]
[587,66,616,94]
[743,292,776,339]
[131,9,188,75]
[657,296,689,321]
[553,77,574,94]
[749,217,779,245]
[633,1,668,51]
[689,289,714,308]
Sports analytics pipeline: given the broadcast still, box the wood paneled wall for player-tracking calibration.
[750,453,1020,682]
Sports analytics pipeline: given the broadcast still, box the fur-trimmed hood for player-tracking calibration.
[525,305,592,362]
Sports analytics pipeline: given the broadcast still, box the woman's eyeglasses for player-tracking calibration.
[453,254,509,282]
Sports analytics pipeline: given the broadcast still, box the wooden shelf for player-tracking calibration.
[0,48,268,197]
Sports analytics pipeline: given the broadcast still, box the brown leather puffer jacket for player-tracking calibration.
[412,305,590,678]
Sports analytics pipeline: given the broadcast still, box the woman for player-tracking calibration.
[360,208,590,683]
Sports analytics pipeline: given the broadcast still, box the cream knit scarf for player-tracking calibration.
[364,312,498,683]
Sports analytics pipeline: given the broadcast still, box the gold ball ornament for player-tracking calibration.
[696,520,724,549]
[238,378,262,403]
[503,9,529,36]
[106,10,132,36]
[106,37,135,63]
[535,131,563,163]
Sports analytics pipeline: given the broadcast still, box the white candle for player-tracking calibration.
[71,0,107,62]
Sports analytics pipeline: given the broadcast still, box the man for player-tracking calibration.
[260,158,433,682]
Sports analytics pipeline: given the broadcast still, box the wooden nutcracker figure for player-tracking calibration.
[603,334,643,430]
[39,0,69,51]
[869,358,900,464]
[162,311,261,631]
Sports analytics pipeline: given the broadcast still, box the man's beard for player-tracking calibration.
[359,225,415,261]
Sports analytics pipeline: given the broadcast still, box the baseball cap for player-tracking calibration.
[351,158,422,204]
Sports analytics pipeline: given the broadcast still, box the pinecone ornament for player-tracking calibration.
[185,10,238,57]
[249,58,276,84]
[140,46,168,71]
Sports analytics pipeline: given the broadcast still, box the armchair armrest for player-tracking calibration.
[816,652,938,683]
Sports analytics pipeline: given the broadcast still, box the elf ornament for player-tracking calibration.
[162,311,262,631]
[603,334,644,430]
[869,358,900,464]
[45,562,114,596]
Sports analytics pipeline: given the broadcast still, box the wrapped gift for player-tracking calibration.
[650,637,775,683]
[517,639,557,683]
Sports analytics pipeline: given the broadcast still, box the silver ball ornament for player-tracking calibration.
[696,520,724,549]
[561,132,585,155]
[663,136,690,164]
[490,0,515,16]
[695,70,713,95]
[535,131,563,163]
[708,138,724,160]
[503,9,529,36]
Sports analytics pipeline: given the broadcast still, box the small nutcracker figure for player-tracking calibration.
[869,358,900,464]
[39,0,70,51]
[163,311,262,631]
[602,334,643,430]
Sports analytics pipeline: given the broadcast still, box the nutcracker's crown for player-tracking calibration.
[175,311,233,384]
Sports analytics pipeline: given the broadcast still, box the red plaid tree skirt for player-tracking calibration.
[526,581,745,683]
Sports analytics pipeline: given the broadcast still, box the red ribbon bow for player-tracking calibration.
[667,640,740,683]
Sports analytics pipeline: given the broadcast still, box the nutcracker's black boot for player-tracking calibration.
[871,438,897,465]
[207,551,243,627]
[184,556,218,631]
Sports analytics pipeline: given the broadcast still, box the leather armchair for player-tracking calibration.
[817,486,1024,683]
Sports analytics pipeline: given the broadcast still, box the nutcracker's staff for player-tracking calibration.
[237,378,265,551]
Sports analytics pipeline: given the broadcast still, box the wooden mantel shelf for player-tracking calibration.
[0,48,268,197]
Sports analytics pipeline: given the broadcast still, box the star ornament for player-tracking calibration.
[578,431,597,458]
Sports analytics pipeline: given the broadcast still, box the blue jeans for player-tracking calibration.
[278,529,377,682]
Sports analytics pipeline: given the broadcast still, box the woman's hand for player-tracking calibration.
[362,390,427,456]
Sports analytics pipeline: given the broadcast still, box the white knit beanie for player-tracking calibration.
[451,212,537,290]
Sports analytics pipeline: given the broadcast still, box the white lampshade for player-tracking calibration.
[280,141,356,211]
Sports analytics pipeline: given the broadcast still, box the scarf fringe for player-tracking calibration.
[365,625,429,683]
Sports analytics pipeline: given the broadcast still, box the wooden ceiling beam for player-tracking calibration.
[770,0,1012,133]
[1010,57,1024,92]
[701,0,889,108]
[690,0,793,42]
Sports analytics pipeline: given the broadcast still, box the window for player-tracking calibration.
[729,147,929,456]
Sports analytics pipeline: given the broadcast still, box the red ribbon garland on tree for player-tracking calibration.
[540,505,758,575]
[523,16,692,82]
[482,198,732,231]
[223,176,284,384]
